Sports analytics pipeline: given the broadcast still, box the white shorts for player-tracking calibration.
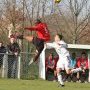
[56,56,71,70]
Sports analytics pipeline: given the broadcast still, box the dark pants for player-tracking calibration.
[8,55,18,78]
[46,68,54,81]
[79,69,89,82]
[62,70,77,82]
[32,37,44,62]
[0,55,4,68]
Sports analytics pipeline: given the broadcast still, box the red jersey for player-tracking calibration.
[76,57,88,69]
[25,23,50,42]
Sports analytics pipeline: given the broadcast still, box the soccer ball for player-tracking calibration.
[54,0,61,3]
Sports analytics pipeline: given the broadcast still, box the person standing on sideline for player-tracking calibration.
[45,53,56,81]
[76,52,89,83]
[0,41,6,68]
[7,35,20,78]
[67,52,77,82]
[17,19,50,64]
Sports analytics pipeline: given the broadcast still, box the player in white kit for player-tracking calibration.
[46,34,71,87]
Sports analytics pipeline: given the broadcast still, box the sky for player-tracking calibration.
[0,0,90,18]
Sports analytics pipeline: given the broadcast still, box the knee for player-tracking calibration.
[56,68,62,75]
[66,69,71,74]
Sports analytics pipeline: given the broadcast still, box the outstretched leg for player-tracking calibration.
[28,37,44,65]
[56,68,64,87]
[32,37,44,62]
[17,35,44,63]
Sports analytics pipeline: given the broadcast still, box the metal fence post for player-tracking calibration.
[2,53,8,78]
[39,48,46,80]
[17,55,21,79]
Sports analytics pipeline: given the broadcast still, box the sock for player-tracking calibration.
[57,74,64,85]
[71,68,82,73]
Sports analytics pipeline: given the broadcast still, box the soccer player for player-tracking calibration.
[17,19,50,64]
[76,52,89,83]
[46,34,71,87]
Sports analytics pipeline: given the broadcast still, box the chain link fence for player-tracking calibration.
[0,52,39,80]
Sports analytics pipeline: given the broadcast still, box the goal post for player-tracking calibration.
[88,51,90,82]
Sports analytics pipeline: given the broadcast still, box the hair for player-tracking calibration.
[72,52,76,57]
[36,18,42,24]
[72,52,76,55]
[81,51,86,55]
[10,34,15,39]
[57,34,63,40]
[49,53,54,59]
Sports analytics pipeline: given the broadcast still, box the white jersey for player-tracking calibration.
[46,40,71,69]
[46,40,70,58]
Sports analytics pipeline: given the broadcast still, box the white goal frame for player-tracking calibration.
[39,44,90,82]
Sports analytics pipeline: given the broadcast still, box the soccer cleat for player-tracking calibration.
[17,35,24,39]
[61,84,65,87]
[28,58,34,65]
[58,84,65,87]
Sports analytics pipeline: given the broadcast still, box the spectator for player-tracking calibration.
[53,56,59,81]
[69,52,77,82]
[70,52,76,69]
[76,51,89,83]
[0,41,6,68]
[45,53,56,81]
[7,36,20,78]
[10,31,20,40]
[63,52,77,82]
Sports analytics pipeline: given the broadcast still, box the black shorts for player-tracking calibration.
[32,37,44,52]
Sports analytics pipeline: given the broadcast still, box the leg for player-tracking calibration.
[34,44,44,62]
[17,34,33,42]
[24,36,33,42]
[85,69,89,82]
[63,56,71,82]
[8,55,14,78]
[64,69,71,82]
[24,36,44,62]
[28,38,44,65]
[11,56,18,78]
[32,37,44,62]
[54,70,57,81]
[71,67,82,73]
[56,58,65,86]
[17,35,44,62]
[56,68,64,86]
[77,72,80,81]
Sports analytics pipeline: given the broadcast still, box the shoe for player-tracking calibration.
[85,81,88,83]
[28,58,34,65]
[53,80,57,82]
[78,80,82,83]
[17,35,23,39]
[58,84,65,87]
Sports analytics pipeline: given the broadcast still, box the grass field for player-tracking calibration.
[0,79,90,90]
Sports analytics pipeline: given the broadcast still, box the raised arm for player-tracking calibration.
[58,41,68,48]
[46,42,56,49]
[24,26,38,31]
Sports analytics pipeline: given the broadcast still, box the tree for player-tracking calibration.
[54,0,90,44]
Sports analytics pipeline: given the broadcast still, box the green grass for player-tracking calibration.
[0,79,90,90]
